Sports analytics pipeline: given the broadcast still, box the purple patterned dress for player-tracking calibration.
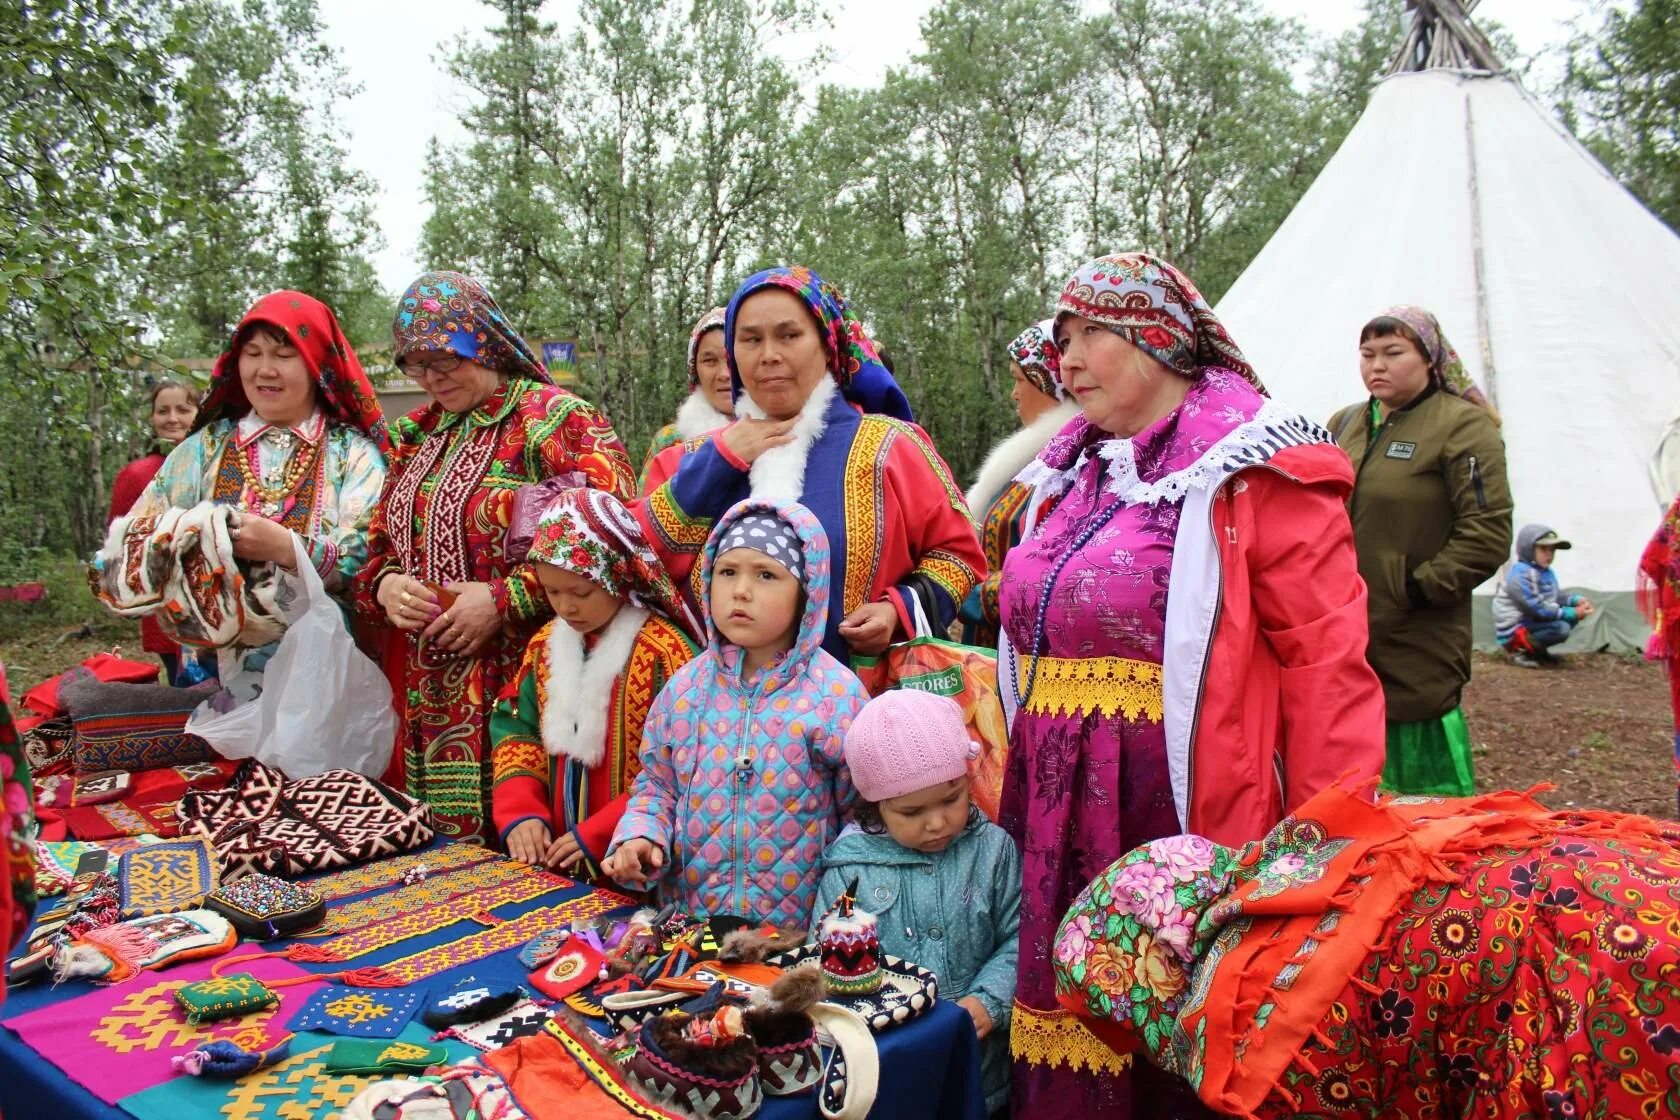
[998,371,1259,1117]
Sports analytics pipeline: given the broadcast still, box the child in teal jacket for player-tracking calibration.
[812,689,1021,1115]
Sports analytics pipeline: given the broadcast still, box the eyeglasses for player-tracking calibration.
[400,354,464,379]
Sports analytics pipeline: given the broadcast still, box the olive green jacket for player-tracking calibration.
[1329,387,1512,722]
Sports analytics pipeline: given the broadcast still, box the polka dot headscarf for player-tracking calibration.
[715,511,806,583]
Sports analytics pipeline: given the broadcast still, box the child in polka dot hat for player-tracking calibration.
[604,498,867,927]
[811,688,1022,1115]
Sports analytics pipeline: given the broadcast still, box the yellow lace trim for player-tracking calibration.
[1016,655,1164,721]
[1009,1003,1132,1075]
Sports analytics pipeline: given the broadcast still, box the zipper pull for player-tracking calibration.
[735,753,753,784]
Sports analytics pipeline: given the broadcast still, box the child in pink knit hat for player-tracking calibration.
[813,689,1021,1116]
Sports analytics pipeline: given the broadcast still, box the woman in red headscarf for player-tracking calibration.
[126,290,389,595]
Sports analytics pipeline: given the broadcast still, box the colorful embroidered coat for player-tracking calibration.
[489,614,698,874]
[0,663,35,964]
[130,412,387,594]
[110,449,176,656]
[636,385,985,660]
[609,499,865,926]
[353,378,635,843]
[638,422,682,490]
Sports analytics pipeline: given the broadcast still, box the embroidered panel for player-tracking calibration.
[372,890,630,985]
[439,997,554,1052]
[311,855,546,935]
[302,841,496,901]
[839,416,892,617]
[290,985,422,1038]
[119,839,218,918]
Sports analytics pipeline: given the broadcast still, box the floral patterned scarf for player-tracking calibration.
[1054,252,1262,393]
[723,265,912,421]
[201,290,390,455]
[1376,305,1498,418]
[526,488,700,640]
[686,306,727,388]
[392,271,549,384]
[1007,319,1063,400]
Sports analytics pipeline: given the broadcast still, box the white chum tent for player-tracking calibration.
[1215,1,1680,651]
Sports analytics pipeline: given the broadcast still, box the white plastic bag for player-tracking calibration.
[187,534,395,778]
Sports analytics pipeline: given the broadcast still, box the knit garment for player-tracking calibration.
[843,690,973,803]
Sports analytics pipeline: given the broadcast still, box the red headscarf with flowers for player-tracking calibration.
[1054,252,1263,394]
[201,290,390,454]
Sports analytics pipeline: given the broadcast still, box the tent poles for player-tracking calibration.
[1464,92,1500,410]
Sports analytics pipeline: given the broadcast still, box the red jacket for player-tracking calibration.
[1188,443,1387,846]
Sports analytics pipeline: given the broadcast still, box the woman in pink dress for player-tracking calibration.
[996,253,1385,1116]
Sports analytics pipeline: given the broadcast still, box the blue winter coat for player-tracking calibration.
[812,805,1021,1115]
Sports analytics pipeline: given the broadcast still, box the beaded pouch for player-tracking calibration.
[173,972,280,1024]
[205,873,325,938]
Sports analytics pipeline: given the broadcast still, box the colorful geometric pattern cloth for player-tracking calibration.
[118,838,217,918]
[304,842,498,902]
[290,985,422,1038]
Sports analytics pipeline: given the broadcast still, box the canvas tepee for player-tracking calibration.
[1215,0,1680,651]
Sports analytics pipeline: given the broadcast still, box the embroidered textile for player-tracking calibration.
[299,862,568,960]
[304,842,498,901]
[440,997,554,1051]
[0,679,33,951]
[62,798,182,841]
[325,1037,449,1074]
[119,838,218,918]
[290,984,421,1038]
[178,759,435,879]
[202,289,389,454]
[62,909,237,984]
[172,972,278,1024]
[1013,655,1163,721]
[310,853,535,934]
[364,889,629,986]
[393,271,548,383]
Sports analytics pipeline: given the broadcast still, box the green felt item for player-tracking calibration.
[322,1037,449,1075]
[172,972,279,1024]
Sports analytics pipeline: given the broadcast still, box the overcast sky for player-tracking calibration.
[319,0,1588,293]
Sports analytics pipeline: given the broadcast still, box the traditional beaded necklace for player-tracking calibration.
[1019,461,1127,710]
[236,429,322,520]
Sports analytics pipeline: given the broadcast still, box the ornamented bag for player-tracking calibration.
[205,873,325,938]
[58,677,218,774]
[178,759,435,880]
[173,972,280,1024]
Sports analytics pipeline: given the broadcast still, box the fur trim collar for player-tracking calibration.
[966,401,1079,515]
[540,606,649,765]
[735,375,838,504]
[675,390,733,441]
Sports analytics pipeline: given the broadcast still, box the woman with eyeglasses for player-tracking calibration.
[354,271,636,843]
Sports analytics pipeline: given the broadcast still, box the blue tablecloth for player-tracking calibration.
[0,850,984,1120]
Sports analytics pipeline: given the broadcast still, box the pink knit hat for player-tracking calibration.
[843,690,974,803]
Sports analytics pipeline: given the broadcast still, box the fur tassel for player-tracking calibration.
[744,965,825,1050]
[717,925,805,964]
[52,942,118,983]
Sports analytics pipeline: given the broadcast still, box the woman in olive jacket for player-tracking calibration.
[1329,306,1511,796]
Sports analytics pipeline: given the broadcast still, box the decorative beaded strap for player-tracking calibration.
[359,891,632,986]
[304,844,497,902]
[291,867,573,962]
[1013,655,1164,722]
[309,857,541,936]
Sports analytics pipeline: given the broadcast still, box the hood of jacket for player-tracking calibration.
[701,496,833,692]
[1515,523,1556,564]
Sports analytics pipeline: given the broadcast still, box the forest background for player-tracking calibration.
[1,0,1676,584]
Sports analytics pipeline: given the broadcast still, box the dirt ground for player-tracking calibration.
[3,617,1676,820]
[1463,650,1675,818]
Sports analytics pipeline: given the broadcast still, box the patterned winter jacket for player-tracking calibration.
[608,498,866,925]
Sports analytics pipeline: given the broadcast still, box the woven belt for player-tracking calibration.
[1015,654,1164,722]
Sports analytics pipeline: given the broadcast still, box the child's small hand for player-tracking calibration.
[506,820,552,866]
[603,838,664,886]
[545,831,584,872]
[957,996,994,1040]
[1578,598,1595,616]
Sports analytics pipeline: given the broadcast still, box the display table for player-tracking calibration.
[0,843,985,1120]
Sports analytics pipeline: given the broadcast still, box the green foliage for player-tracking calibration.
[1558,0,1680,230]
[0,553,111,634]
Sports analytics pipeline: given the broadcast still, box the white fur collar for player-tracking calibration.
[735,375,838,504]
[967,400,1080,515]
[540,606,649,766]
[675,390,734,441]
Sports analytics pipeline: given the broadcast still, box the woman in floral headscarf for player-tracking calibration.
[127,291,389,591]
[489,488,699,877]
[996,253,1385,1117]
[635,265,984,661]
[638,306,733,494]
[1053,784,1680,1119]
[958,320,1079,648]
[1329,307,1512,798]
[355,271,636,843]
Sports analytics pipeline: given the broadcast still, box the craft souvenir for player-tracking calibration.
[178,759,435,879]
[619,991,764,1120]
[815,880,882,996]
[171,1038,292,1079]
[742,968,826,1097]
[769,944,939,1033]
[54,909,238,984]
[528,941,607,1001]
[288,984,422,1038]
[204,873,324,938]
[437,997,555,1052]
[324,1037,450,1075]
[517,927,573,970]
[421,979,526,1030]
[118,838,218,918]
[58,677,216,774]
[652,958,784,998]
[172,971,279,1024]
[9,852,118,986]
